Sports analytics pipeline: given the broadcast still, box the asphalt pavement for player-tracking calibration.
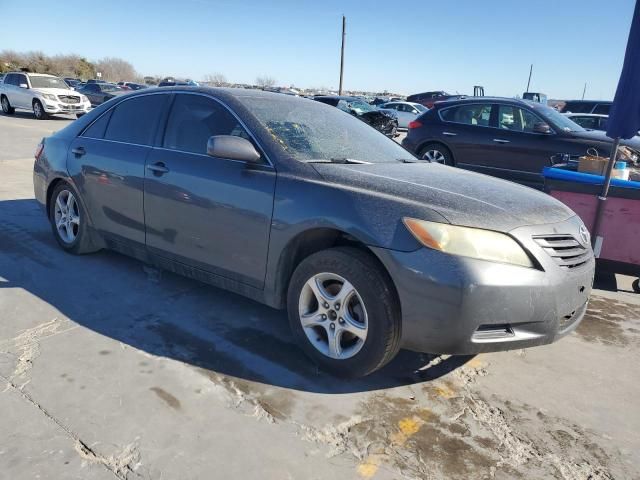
[0,112,639,480]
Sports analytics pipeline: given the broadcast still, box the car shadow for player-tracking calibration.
[0,198,473,394]
[0,111,77,121]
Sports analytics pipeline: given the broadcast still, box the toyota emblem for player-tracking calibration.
[579,225,590,246]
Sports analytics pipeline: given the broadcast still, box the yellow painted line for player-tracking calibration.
[357,411,430,478]
[433,383,456,399]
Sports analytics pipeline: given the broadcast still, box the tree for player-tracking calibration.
[204,73,227,87]
[255,75,276,89]
[94,57,138,82]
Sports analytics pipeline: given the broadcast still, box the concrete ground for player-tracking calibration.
[1,111,639,480]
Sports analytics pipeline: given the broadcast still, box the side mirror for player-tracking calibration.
[207,135,261,163]
[19,83,28,89]
[533,122,552,134]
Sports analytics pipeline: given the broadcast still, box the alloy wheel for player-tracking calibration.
[54,190,80,244]
[298,272,368,360]
[423,149,446,163]
[1,98,8,113]
[34,101,43,119]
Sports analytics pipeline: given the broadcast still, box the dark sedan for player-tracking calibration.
[402,97,640,188]
[406,91,463,108]
[33,88,594,377]
[314,95,398,137]
[76,82,126,107]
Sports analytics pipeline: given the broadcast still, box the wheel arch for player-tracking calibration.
[268,227,400,311]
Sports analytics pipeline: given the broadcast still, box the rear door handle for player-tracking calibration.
[147,162,169,175]
[71,147,86,156]
[493,138,510,144]
[442,131,457,136]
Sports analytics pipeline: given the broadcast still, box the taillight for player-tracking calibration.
[408,120,423,129]
[425,102,434,109]
[34,142,44,161]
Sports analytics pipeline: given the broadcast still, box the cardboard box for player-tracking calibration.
[578,155,608,176]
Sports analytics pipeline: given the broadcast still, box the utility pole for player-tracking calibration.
[525,64,533,93]
[339,15,346,95]
[581,82,587,100]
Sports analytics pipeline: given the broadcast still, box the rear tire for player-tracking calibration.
[33,100,48,120]
[49,182,100,255]
[287,247,401,377]
[1,96,15,115]
[419,142,454,165]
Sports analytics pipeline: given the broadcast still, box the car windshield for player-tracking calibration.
[29,76,69,89]
[346,99,375,114]
[414,104,428,112]
[238,95,415,163]
[532,104,586,132]
[101,84,120,92]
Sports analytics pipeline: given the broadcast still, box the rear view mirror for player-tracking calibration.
[533,122,552,134]
[19,83,28,89]
[207,135,261,163]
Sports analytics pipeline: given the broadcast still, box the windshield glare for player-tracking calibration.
[29,76,69,89]
[533,104,586,132]
[239,95,415,163]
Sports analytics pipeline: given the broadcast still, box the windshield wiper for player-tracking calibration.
[306,158,371,164]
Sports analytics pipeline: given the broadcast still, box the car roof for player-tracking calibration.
[431,96,540,108]
[314,95,360,100]
[563,99,612,103]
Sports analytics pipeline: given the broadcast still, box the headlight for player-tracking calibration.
[403,218,534,268]
[42,93,57,101]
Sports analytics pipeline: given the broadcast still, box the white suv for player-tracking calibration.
[0,72,92,120]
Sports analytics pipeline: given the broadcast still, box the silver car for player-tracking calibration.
[378,101,427,128]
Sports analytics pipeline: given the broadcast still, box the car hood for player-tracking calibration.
[311,162,575,232]
[567,129,640,151]
[32,87,78,96]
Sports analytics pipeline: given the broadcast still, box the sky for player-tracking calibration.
[0,0,636,98]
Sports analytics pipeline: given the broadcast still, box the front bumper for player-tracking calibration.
[372,218,595,354]
[43,101,91,114]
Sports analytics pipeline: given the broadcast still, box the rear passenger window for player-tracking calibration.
[82,110,113,139]
[104,94,167,145]
[441,104,492,126]
[163,94,252,155]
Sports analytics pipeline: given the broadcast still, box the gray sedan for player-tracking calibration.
[33,87,595,377]
[378,101,427,128]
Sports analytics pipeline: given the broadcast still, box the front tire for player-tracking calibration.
[419,142,454,165]
[287,247,401,377]
[1,96,15,115]
[33,100,49,120]
[49,182,99,254]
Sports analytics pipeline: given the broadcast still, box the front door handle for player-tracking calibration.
[147,162,170,175]
[442,131,457,136]
[71,146,86,156]
[493,138,510,144]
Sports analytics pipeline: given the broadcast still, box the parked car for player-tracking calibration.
[378,101,427,129]
[76,82,126,107]
[564,113,609,131]
[402,97,640,188]
[33,88,595,377]
[117,82,147,91]
[87,79,108,84]
[559,100,612,115]
[406,91,463,108]
[158,77,199,87]
[0,72,91,119]
[64,77,82,89]
[314,95,398,137]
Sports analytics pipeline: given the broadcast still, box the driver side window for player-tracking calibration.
[163,94,253,156]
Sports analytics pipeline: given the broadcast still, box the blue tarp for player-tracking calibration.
[543,166,640,190]
[606,0,640,140]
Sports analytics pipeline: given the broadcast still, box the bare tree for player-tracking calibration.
[94,57,138,82]
[204,73,227,87]
[255,75,276,89]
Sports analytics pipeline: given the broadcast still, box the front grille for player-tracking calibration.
[533,234,591,269]
[58,95,80,104]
